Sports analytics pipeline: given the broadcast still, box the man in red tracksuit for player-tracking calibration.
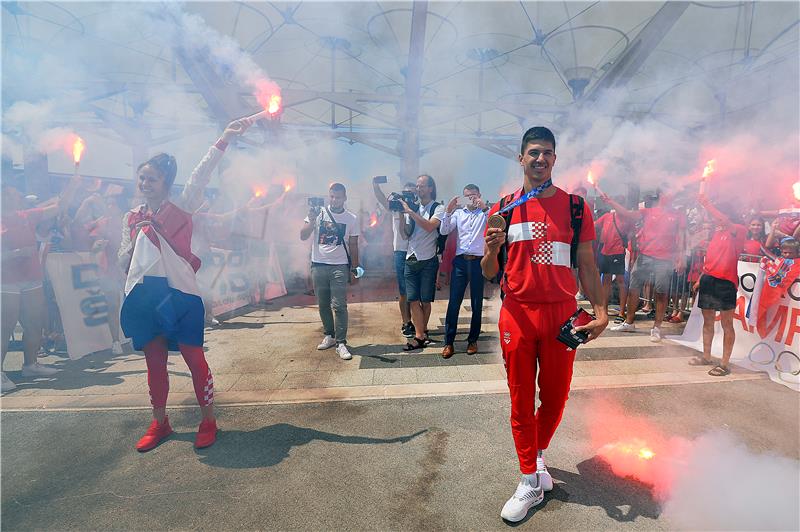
[482,127,608,522]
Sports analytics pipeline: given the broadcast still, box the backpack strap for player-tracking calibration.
[496,193,516,288]
[569,194,585,268]
[611,211,628,249]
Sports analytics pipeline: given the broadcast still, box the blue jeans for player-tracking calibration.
[394,250,407,296]
[405,256,439,303]
[444,255,484,345]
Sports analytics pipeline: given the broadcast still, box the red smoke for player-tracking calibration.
[588,398,691,501]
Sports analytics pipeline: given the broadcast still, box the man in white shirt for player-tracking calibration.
[300,183,359,360]
[400,174,445,351]
[372,177,418,339]
[439,184,488,359]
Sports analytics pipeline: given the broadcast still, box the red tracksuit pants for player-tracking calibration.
[498,297,577,474]
[143,336,214,408]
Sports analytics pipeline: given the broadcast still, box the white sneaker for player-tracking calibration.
[112,341,124,355]
[500,474,544,522]
[650,327,662,342]
[1,372,16,393]
[610,321,636,332]
[536,455,554,492]
[336,343,352,360]
[317,335,336,350]
[21,363,59,377]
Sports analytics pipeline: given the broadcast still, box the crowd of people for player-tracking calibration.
[2,119,799,522]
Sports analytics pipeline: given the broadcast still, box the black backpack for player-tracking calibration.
[495,193,585,294]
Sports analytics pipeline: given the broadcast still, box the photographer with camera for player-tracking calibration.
[300,183,360,360]
[372,176,418,338]
[399,174,445,351]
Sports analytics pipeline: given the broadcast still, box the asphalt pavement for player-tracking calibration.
[2,378,797,531]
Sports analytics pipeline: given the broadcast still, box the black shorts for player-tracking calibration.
[698,274,737,311]
[598,253,625,275]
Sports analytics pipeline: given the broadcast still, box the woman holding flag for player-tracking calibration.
[118,118,252,452]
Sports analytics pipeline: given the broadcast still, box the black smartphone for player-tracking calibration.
[557,309,594,350]
[373,175,388,184]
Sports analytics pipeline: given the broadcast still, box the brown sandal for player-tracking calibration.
[708,365,730,376]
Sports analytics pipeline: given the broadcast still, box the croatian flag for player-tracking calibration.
[747,256,800,327]
[120,204,205,351]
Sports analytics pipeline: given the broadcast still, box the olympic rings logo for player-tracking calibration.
[747,342,800,383]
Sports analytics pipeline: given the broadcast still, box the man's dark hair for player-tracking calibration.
[464,184,480,193]
[329,182,347,195]
[419,174,436,201]
[520,126,556,154]
[138,153,178,190]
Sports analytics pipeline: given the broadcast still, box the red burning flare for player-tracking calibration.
[793,181,800,202]
[254,80,282,118]
[702,159,716,179]
[369,213,378,227]
[72,136,85,164]
[253,187,265,198]
[586,170,596,187]
[283,181,293,193]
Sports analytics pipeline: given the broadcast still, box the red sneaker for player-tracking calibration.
[136,417,173,452]
[194,418,217,449]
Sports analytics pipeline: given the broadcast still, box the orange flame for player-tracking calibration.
[268,94,282,115]
[587,170,596,186]
[602,439,658,459]
[255,80,282,117]
[793,181,800,202]
[73,136,85,164]
[284,181,293,193]
[702,159,716,179]
[253,187,265,198]
[369,213,378,227]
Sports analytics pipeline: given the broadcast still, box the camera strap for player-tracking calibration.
[325,206,352,268]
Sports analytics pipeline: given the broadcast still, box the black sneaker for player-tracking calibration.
[401,322,415,338]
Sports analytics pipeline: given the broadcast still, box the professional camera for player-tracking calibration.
[388,191,418,212]
[307,197,325,208]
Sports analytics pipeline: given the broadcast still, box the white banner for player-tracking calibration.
[197,244,286,316]
[669,261,800,391]
[45,252,120,360]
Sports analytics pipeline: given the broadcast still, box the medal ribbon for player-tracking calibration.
[497,178,553,215]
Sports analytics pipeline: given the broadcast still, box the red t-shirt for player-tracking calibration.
[595,211,629,256]
[742,239,763,256]
[637,207,685,260]
[1,208,46,285]
[487,186,595,304]
[703,224,746,286]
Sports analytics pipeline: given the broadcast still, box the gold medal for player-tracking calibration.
[487,214,506,231]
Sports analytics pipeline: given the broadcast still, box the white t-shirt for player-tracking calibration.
[392,212,408,253]
[305,208,359,265]
[405,201,445,261]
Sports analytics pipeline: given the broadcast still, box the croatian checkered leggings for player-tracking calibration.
[143,337,214,408]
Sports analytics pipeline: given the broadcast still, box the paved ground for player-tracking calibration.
[2,379,797,531]
[0,280,767,410]
[2,279,797,530]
